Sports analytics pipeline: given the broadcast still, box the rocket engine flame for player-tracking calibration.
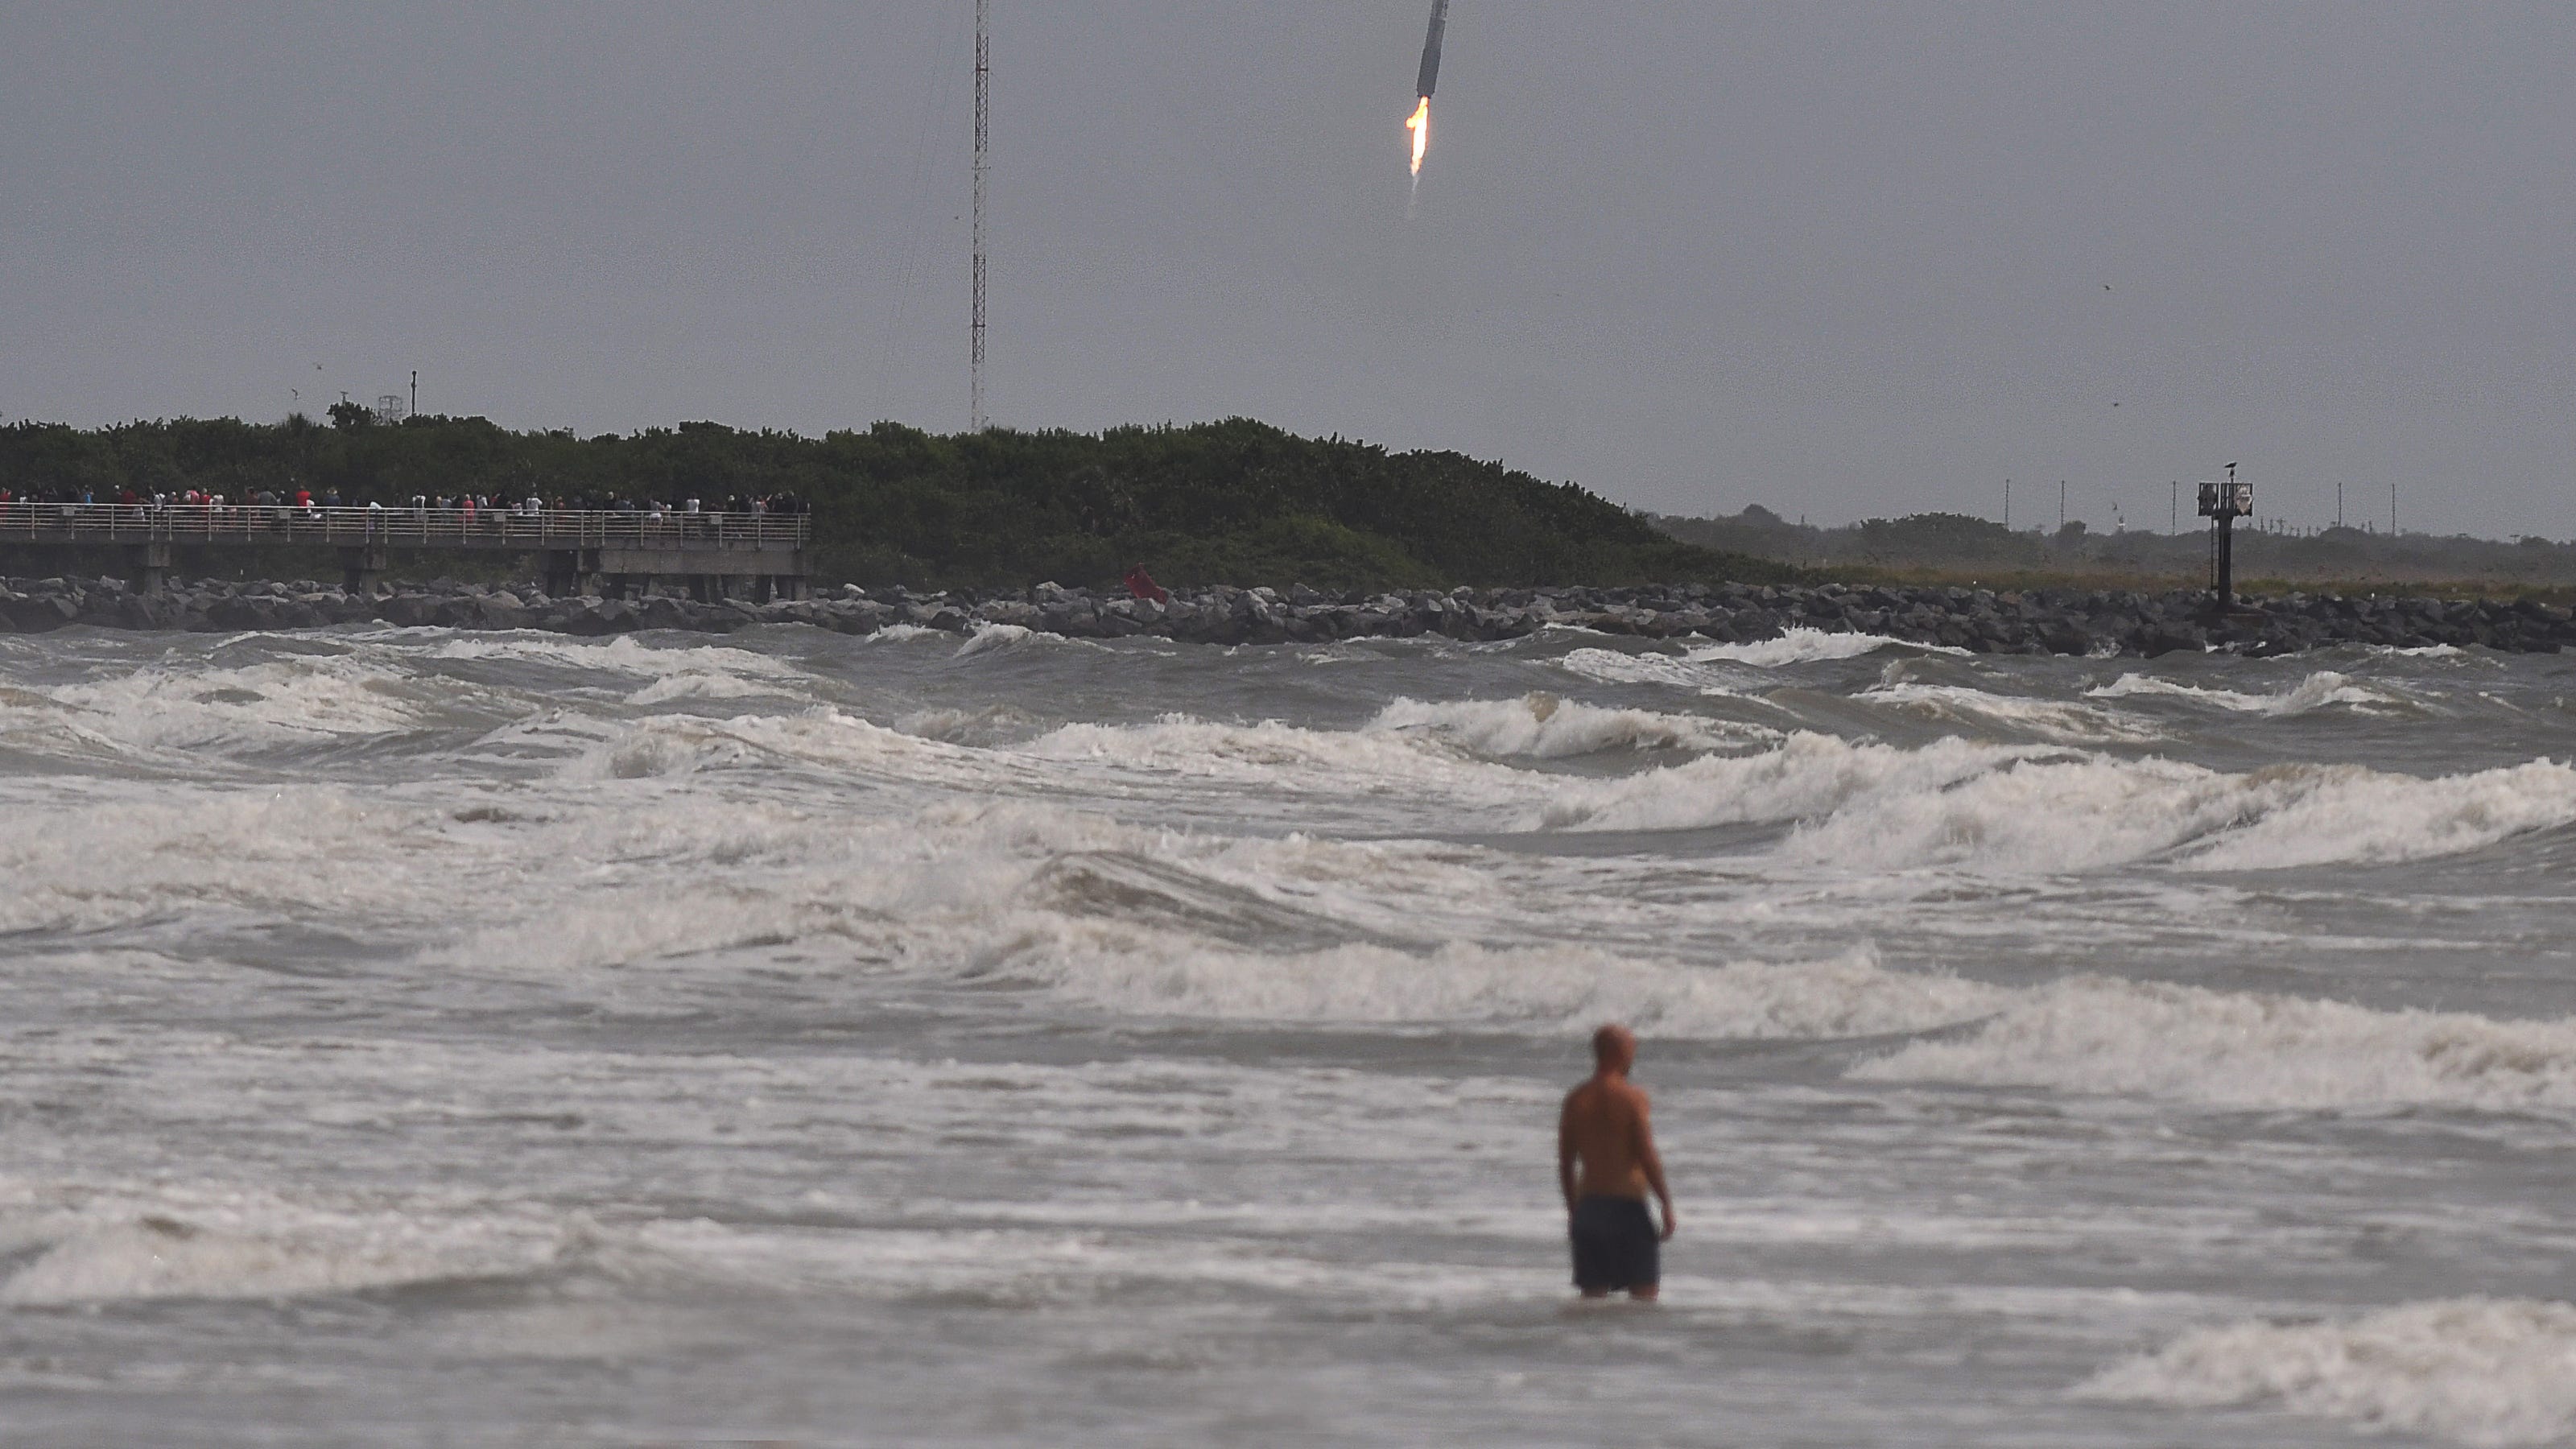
[1403,2,1447,212]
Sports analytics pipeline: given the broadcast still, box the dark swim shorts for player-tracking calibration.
[1569,1195,1659,1292]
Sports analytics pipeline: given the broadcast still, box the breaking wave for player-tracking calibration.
[2087,669,2399,716]
[422,632,808,680]
[0,1208,564,1307]
[980,935,2000,1038]
[1551,647,1746,693]
[14,657,465,747]
[1858,682,2161,744]
[1551,630,1959,692]
[1538,733,2576,873]
[1366,694,1770,758]
[1691,628,1967,667]
[2079,1298,2576,1447]
[1855,972,2576,1110]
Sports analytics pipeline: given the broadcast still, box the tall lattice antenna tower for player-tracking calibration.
[971,0,989,431]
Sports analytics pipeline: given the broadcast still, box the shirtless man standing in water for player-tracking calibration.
[1558,1023,1677,1299]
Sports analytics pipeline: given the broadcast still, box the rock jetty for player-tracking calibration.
[0,576,2570,655]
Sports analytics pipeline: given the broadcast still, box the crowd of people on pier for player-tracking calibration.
[0,485,807,518]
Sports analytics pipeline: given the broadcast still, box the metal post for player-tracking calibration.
[2003,478,2009,530]
[971,0,989,431]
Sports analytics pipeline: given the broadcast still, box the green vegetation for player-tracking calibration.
[1654,504,2576,595]
[0,414,1798,591]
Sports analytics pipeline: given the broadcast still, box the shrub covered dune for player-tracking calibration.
[0,413,1790,592]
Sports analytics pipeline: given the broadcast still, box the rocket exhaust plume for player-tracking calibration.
[1405,0,1448,196]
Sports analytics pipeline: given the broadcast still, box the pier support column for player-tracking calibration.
[339,541,388,596]
[542,550,590,599]
[126,540,172,596]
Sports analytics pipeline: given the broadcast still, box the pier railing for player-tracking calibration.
[0,502,809,552]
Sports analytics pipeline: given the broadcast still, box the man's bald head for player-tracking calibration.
[1591,1023,1636,1074]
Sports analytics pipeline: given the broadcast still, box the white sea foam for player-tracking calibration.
[2079,1298,2576,1447]
[1017,714,1532,805]
[1691,628,1965,667]
[1857,974,2576,1110]
[546,706,1543,840]
[1550,629,1955,691]
[1537,731,2576,873]
[2088,669,2397,716]
[1537,733,2043,834]
[0,784,460,935]
[1551,647,1744,693]
[0,633,821,755]
[983,935,2000,1038]
[624,671,791,705]
[23,657,456,745]
[558,708,1053,796]
[0,1207,560,1307]
[1787,753,2576,874]
[421,632,806,680]
[956,622,1035,655]
[1367,694,1769,758]
[973,873,2576,1110]
[1860,682,2161,744]
[2192,758,2576,870]
[896,704,1050,746]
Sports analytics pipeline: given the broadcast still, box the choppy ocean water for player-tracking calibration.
[3,620,2575,1446]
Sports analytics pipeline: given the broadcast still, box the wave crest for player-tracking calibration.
[1539,733,2576,873]
[1367,694,1770,758]
[1857,974,2576,1110]
[2088,670,2398,716]
[2079,1298,2576,1447]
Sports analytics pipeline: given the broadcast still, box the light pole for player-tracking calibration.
[971,0,990,431]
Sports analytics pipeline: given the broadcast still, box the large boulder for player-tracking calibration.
[5,594,79,633]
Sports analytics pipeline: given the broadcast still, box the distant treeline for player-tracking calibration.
[1653,505,2576,589]
[0,411,1797,591]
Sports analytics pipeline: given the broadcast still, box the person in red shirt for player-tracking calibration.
[1122,564,1170,604]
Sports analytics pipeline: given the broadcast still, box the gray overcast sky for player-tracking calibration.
[6,3,2574,534]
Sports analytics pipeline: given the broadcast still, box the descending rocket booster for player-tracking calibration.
[1405,1,1449,181]
[1415,0,1448,99]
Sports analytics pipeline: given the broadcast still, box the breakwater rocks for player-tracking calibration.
[2,576,2571,655]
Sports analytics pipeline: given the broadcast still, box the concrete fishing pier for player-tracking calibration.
[0,502,810,601]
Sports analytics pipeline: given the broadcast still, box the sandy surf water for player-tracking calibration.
[2,621,2574,1445]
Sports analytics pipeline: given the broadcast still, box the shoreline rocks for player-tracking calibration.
[0,576,2569,656]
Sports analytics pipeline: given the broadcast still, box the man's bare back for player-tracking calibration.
[1557,1024,1674,1299]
